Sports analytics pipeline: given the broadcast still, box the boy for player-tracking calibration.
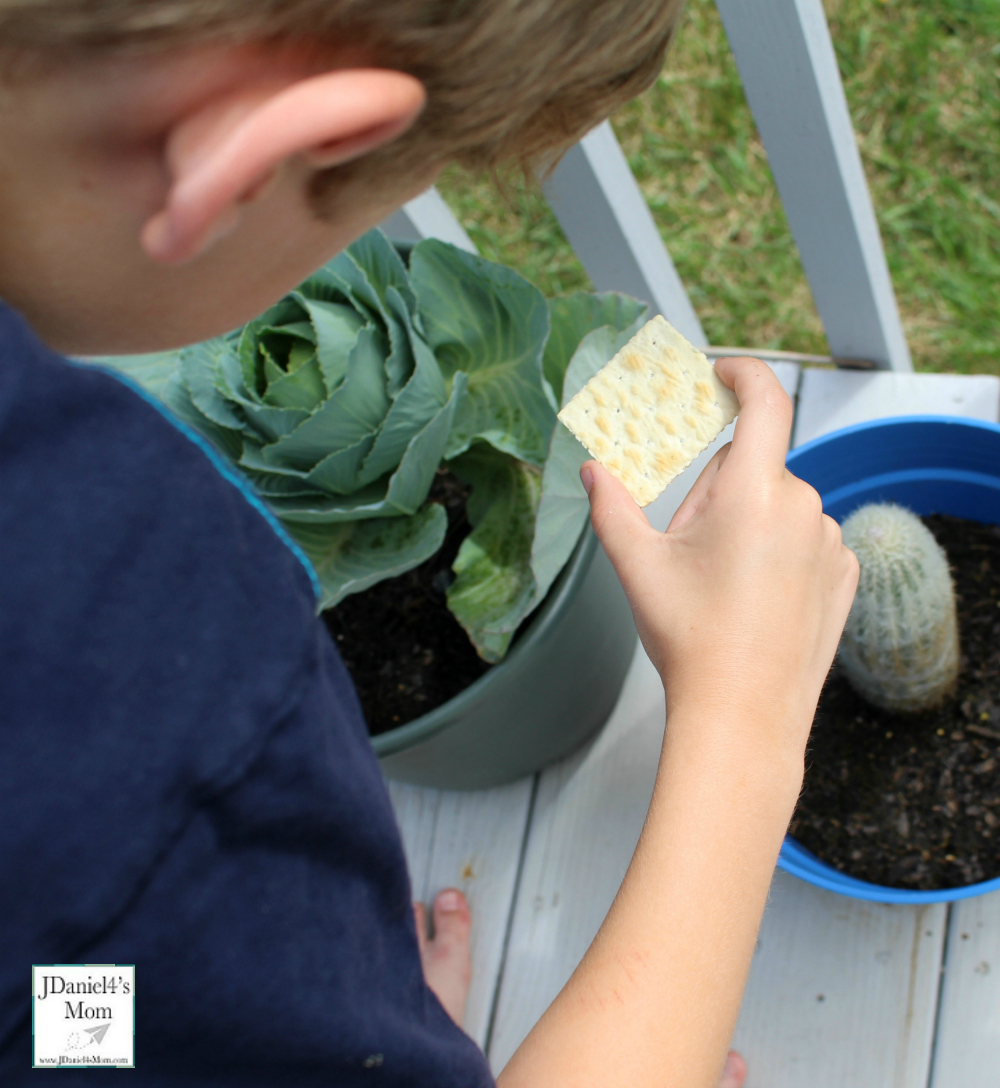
[0,1,858,1085]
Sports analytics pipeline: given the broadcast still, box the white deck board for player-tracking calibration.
[487,646,666,1072]
[930,891,1000,1088]
[725,367,987,1086]
[733,875,946,1088]
[388,779,535,1046]
[925,359,1000,1088]
[792,368,1000,446]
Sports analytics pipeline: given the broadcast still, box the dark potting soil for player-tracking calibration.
[322,470,491,737]
[790,514,1000,890]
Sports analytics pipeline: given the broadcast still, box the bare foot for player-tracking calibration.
[414,888,472,1027]
[719,1050,748,1088]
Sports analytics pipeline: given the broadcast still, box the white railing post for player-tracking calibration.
[542,122,706,345]
[714,0,912,371]
[379,187,477,253]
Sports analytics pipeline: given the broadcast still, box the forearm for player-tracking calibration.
[499,359,858,1088]
[497,705,802,1088]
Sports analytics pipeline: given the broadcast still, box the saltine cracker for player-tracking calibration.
[557,315,739,506]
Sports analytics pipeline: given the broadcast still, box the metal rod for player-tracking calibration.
[700,346,877,370]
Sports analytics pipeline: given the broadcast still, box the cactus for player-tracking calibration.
[839,503,960,713]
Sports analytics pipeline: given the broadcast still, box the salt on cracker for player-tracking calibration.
[557,315,739,507]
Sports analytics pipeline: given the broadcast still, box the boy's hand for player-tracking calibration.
[501,358,854,1088]
[582,356,858,768]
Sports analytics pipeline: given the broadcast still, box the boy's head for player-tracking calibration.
[0,0,684,355]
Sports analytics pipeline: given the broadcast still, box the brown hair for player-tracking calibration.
[0,0,685,204]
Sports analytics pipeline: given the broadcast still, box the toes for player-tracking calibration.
[718,1050,747,1088]
[413,901,429,955]
[431,888,471,951]
[416,889,472,1027]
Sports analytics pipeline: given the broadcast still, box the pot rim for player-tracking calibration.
[792,413,1000,460]
[371,523,598,758]
[784,413,1000,903]
[778,837,1000,903]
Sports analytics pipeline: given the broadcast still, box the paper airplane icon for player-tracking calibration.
[85,1024,110,1045]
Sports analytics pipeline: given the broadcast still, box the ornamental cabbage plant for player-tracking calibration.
[104,229,646,662]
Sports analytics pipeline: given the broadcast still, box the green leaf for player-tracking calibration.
[381,371,467,514]
[264,478,397,523]
[95,346,247,460]
[239,298,303,392]
[356,308,447,486]
[315,232,420,396]
[261,354,326,409]
[295,297,365,392]
[544,292,648,404]
[267,372,466,523]
[527,423,591,598]
[255,324,391,471]
[215,349,312,444]
[410,240,557,467]
[160,372,245,461]
[95,350,183,398]
[177,342,246,433]
[238,464,328,500]
[382,286,421,397]
[446,444,543,663]
[326,228,417,321]
[287,503,447,611]
[305,434,377,494]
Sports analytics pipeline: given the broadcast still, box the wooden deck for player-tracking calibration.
[389,364,1000,1088]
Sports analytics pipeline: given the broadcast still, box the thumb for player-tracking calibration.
[581,461,654,576]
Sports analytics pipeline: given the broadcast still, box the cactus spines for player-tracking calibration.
[839,503,960,713]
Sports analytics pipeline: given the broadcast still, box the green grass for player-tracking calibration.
[437,0,1000,374]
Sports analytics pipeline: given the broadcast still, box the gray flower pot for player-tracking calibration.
[373,526,637,790]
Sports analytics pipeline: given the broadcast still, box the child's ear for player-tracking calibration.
[141,69,426,265]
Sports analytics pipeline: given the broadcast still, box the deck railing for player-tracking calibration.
[381,0,912,372]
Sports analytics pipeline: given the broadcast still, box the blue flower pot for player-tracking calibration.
[781,415,1000,903]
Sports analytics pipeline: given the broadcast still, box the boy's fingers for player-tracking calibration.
[713,356,794,481]
[667,442,731,533]
[582,461,653,573]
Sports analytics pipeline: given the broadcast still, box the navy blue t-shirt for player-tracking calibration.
[0,300,494,1086]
